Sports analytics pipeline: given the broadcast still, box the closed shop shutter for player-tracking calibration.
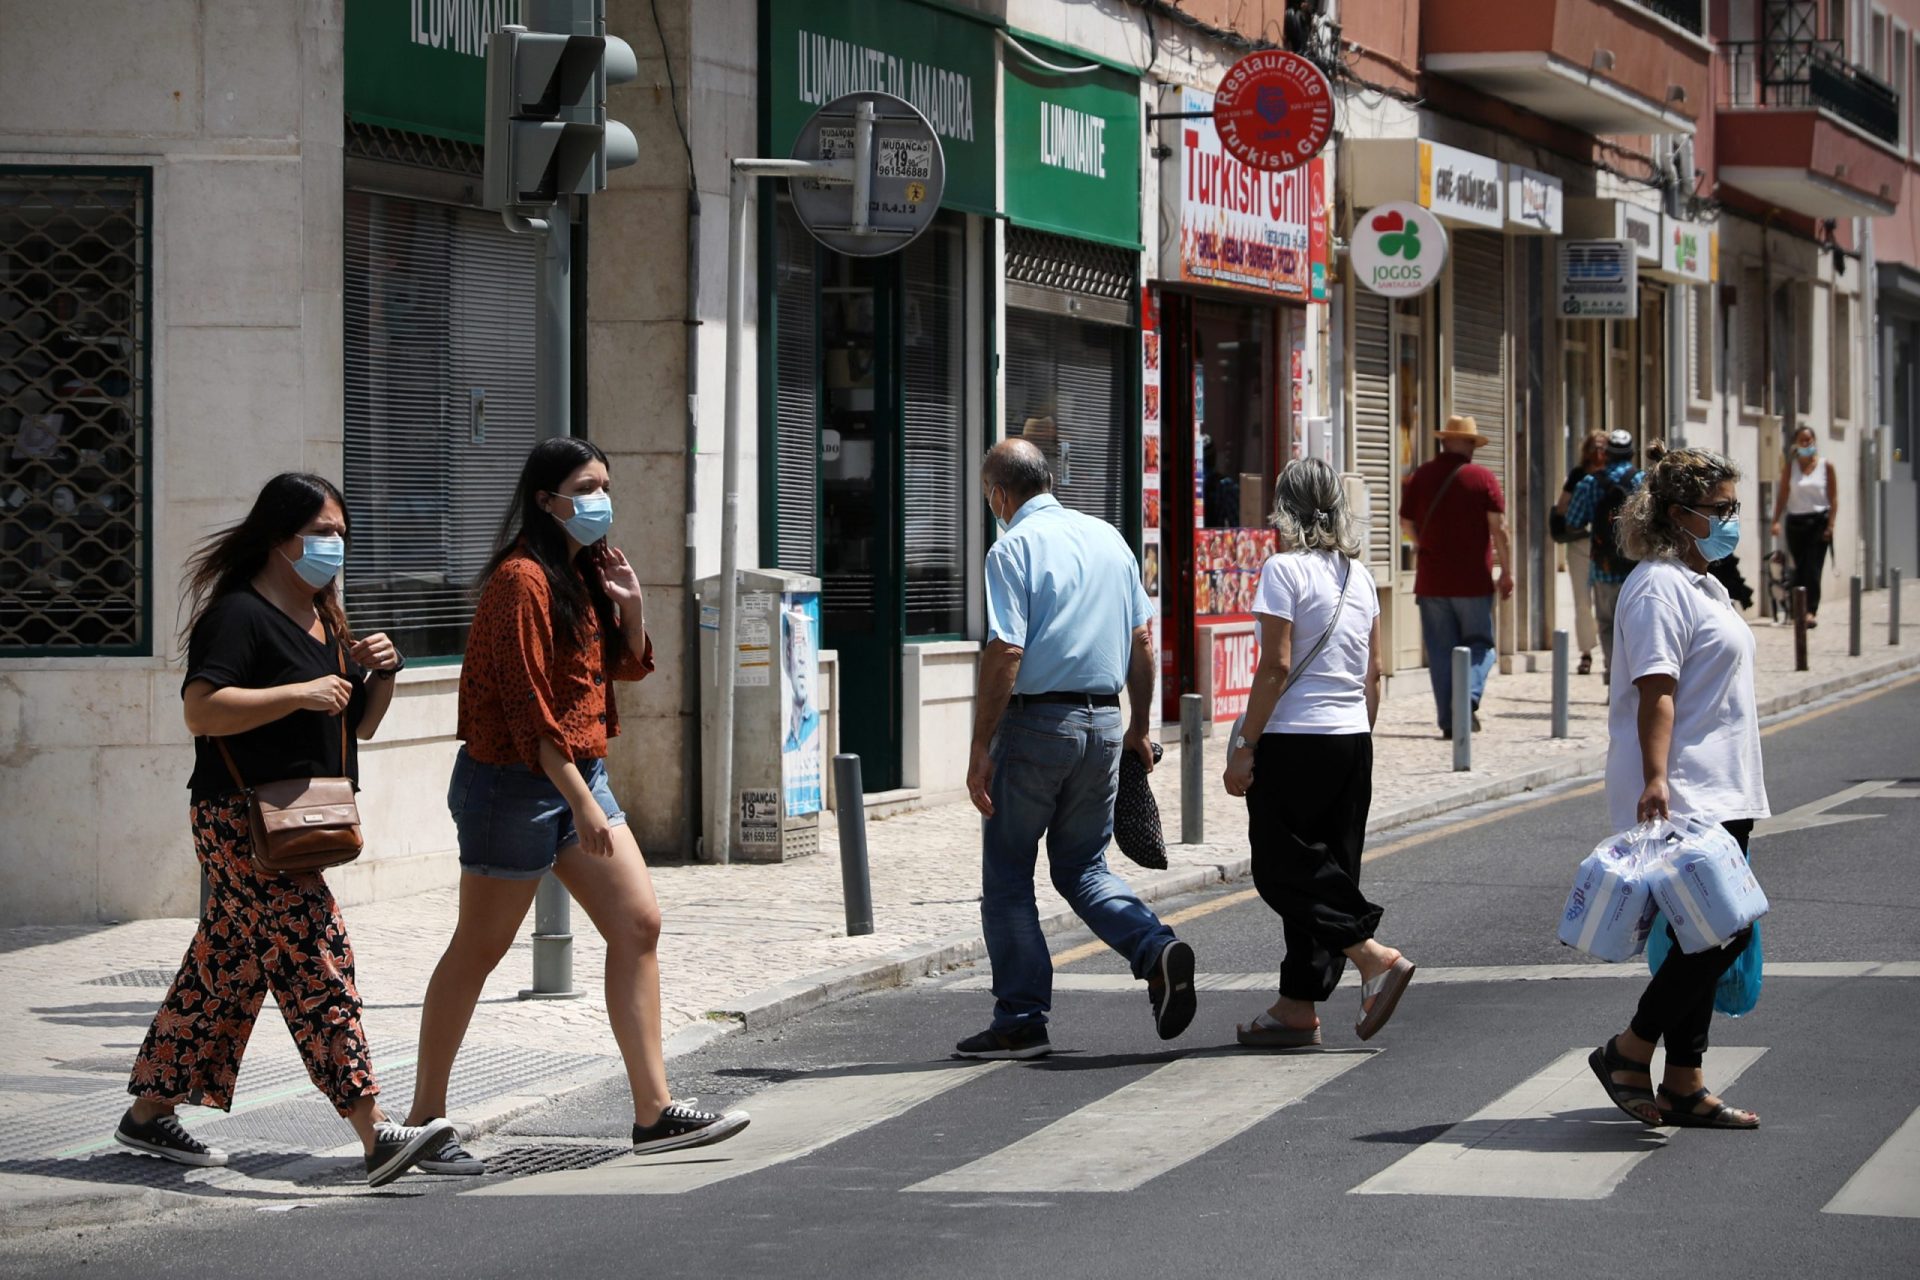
[773,202,819,574]
[1450,231,1509,493]
[1351,288,1394,574]
[343,191,537,658]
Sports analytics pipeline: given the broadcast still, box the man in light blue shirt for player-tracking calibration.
[955,439,1196,1060]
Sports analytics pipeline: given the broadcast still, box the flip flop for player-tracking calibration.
[1656,1085,1759,1130]
[1587,1037,1661,1127]
[1236,1013,1322,1049]
[1354,955,1415,1041]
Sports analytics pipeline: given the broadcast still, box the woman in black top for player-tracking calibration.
[115,473,452,1188]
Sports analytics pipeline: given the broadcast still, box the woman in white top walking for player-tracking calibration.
[1589,449,1770,1130]
[1222,459,1415,1048]
[1769,426,1837,626]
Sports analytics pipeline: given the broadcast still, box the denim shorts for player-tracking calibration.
[448,748,627,880]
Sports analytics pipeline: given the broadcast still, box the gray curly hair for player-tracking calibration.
[1268,458,1362,557]
[1617,447,1741,562]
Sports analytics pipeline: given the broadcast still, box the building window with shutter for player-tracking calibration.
[1832,293,1853,424]
[901,222,967,638]
[343,191,539,659]
[1741,267,1767,413]
[1795,283,1816,419]
[0,168,150,655]
[1689,285,1713,408]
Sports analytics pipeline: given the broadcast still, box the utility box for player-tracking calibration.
[695,568,824,863]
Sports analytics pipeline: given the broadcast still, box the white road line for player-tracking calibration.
[1753,779,1895,838]
[463,1060,1005,1198]
[943,962,1920,993]
[1823,1105,1920,1219]
[904,1051,1373,1195]
[1350,1045,1766,1201]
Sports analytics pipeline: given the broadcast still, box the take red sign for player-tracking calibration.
[1213,50,1334,173]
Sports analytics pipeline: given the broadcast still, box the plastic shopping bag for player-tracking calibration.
[1646,917,1764,1017]
[1558,823,1664,962]
[1641,815,1770,954]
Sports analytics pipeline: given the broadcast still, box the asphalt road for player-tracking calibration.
[5,677,1917,1278]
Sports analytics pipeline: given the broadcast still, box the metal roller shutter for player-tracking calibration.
[1351,288,1395,574]
[773,202,819,575]
[901,223,966,636]
[1451,231,1509,493]
[343,191,538,658]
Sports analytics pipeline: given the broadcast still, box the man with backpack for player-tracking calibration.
[1565,429,1643,683]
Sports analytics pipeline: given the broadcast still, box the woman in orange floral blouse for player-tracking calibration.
[404,439,748,1172]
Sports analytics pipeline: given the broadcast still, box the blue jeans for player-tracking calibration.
[980,703,1177,1031]
[1417,594,1497,733]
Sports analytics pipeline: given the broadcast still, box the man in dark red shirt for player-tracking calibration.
[1400,415,1514,739]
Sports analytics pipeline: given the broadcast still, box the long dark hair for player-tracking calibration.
[180,472,353,646]
[482,437,623,658]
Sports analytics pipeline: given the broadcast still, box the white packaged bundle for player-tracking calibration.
[1557,825,1661,962]
[1643,816,1769,953]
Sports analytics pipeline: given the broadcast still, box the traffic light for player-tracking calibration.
[483,23,639,210]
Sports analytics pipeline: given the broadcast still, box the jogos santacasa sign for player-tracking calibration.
[1351,202,1449,297]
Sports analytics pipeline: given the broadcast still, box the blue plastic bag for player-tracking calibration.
[1645,916,1763,1017]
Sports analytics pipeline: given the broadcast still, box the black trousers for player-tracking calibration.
[1784,512,1829,616]
[1628,819,1756,1070]
[1245,733,1383,1003]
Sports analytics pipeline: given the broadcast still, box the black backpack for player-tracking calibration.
[1591,470,1639,579]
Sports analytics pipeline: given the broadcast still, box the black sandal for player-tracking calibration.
[1588,1037,1660,1126]
[1577,654,1593,676]
[1656,1085,1759,1130]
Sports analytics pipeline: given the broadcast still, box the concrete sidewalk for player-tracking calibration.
[2,579,1914,1229]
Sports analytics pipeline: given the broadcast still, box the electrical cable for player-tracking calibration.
[999,30,1106,77]
[649,0,696,192]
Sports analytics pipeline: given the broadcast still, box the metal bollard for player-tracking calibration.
[1551,628,1570,740]
[832,754,874,937]
[519,872,581,1000]
[1894,568,1904,647]
[1849,576,1863,658]
[1792,586,1809,672]
[1180,693,1204,845]
[1452,646,1472,772]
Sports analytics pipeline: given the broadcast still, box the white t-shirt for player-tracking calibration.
[1605,557,1771,831]
[1251,551,1380,735]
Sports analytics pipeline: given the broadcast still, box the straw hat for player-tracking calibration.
[1435,415,1490,447]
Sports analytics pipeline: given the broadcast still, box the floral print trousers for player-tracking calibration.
[128,797,379,1117]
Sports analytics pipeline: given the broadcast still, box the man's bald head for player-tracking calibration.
[982,437,1053,508]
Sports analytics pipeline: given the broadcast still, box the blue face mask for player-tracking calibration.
[556,490,613,544]
[283,534,345,588]
[1796,444,1817,458]
[1688,511,1740,562]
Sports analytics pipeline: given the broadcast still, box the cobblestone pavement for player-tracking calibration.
[1,580,1913,1224]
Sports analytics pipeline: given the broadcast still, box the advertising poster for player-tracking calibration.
[1194,528,1277,617]
[1141,289,1162,596]
[1210,626,1259,724]
[1172,86,1324,299]
[780,593,823,818]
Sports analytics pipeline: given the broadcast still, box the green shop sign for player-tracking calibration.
[1003,41,1141,249]
[346,0,526,145]
[764,0,998,216]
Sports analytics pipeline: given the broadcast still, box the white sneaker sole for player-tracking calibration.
[632,1110,751,1157]
[367,1118,453,1188]
[417,1157,487,1175]
[114,1130,228,1168]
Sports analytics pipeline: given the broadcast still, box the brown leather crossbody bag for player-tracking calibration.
[214,644,363,874]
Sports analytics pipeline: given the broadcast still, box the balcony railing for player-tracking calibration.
[1721,39,1902,145]
[1631,1,1705,35]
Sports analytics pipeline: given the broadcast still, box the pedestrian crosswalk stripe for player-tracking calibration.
[461,1059,1005,1198]
[1349,1045,1766,1201]
[903,1050,1374,1195]
[943,962,1920,993]
[1822,1105,1920,1219]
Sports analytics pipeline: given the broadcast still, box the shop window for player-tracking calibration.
[0,168,149,654]
[901,222,967,638]
[1833,293,1853,423]
[1191,302,1274,530]
[772,200,819,576]
[343,191,539,660]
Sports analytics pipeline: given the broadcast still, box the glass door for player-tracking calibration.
[1392,299,1429,671]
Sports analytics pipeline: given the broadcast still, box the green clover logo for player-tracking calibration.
[1371,210,1422,261]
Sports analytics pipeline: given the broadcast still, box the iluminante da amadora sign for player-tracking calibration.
[1351,202,1449,297]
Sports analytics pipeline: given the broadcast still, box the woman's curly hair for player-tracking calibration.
[1617,448,1741,562]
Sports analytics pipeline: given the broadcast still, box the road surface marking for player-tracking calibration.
[1754,780,1894,839]
[1350,1045,1765,1201]
[462,1059,1004,1198]
[1823,1105,1920,1219]
[904,1050,1372,1194]
[948,962,1920,993]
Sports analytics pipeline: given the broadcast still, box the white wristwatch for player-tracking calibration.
[1231,734,1252,752]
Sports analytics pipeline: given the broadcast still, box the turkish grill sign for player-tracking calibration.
[1350,201,1450,298]
[1212,50,1335,172]
[1171,86,1326,299]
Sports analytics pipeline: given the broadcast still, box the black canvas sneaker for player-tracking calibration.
[114,1109,228,1167]
[953,1024,1053,1060]
[416,1121,485,1175]
[366,1117,453,1188]
[631,1101,751,1157]
[1149,939,1198,1040]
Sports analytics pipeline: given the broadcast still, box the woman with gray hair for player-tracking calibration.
[1589,448,1769,1130]
[1222,459,1415,1047]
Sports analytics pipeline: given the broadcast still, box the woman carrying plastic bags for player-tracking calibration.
[1588,449,1770,1130]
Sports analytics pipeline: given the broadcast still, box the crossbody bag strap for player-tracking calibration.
[213,736,249,794]
[1279,555,1353,699]
[1414,465,1465,548]
[335,637,349,775]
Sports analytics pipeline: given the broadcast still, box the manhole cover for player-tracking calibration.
[84,969,179,988]
[482,1144,629,1177]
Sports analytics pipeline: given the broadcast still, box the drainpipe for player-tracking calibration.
[1665,136,1693,449]
[1861,214,1883,587]
[682,186,704,859]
